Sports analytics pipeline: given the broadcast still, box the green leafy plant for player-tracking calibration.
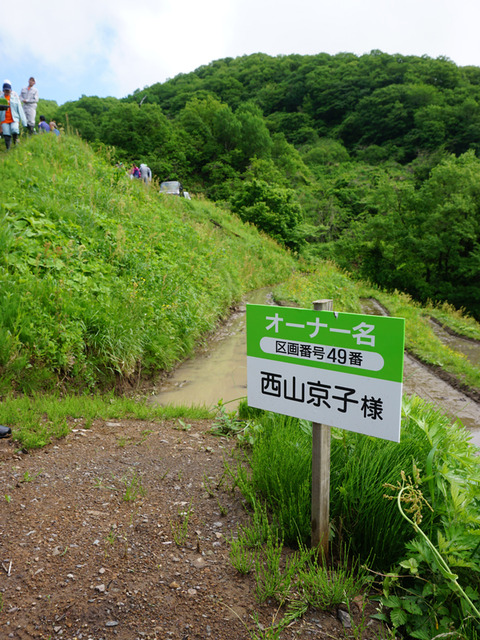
[21,469,43,483]
[210,400,251,439]
[170,503,193,546]
[228,535,255,575]
[379,468,480,639]
[121,469,146,502]
[174,419,191,431]
[106,526,117,546]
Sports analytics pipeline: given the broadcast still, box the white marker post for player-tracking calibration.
[311,299,333,559]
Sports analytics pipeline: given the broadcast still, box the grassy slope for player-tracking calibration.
[0,134,295,392]
[1,134,479,399]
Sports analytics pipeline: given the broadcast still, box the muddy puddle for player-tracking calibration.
[152,293,480,447]
[152,289,273,411]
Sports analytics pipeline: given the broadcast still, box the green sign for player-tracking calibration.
[246,304,405,442]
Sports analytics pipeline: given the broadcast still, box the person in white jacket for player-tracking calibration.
[20,77,39,134]
[1,80,27,150]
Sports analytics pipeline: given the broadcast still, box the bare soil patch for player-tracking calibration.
[0,418,380,640]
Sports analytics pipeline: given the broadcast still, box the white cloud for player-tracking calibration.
[105,0,235,96]
[0,0,237,100]
[3,2,108,63]
[2,0,480,103]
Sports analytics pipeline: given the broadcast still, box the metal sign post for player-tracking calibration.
[311,299,333,559]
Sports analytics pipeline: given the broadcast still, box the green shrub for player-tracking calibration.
[232,395,480,637]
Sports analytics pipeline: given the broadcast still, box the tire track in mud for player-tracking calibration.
[361,298,480,446]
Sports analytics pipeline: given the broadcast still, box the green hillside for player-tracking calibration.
[0,134,295,392]
[2,132,480,396]
[41,51,480,319]
[1,129,480,640]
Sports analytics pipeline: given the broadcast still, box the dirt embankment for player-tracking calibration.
[0,418,378,640]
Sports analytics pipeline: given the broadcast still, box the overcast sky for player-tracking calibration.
[1,0,478,105]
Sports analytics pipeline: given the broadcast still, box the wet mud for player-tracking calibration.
[153,289,273,410]
[429,318,480,367]
[361,298,480,446]
[152,293,480,447]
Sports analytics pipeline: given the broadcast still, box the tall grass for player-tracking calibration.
[236,396,480,636]
[240,413,312,545]
[0,134,295,391]
[237,396,479,569]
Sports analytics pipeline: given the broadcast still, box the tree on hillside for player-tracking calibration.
[235,102,273,163]
[100,103,168,156]
[45,51,480,317]
[413,151,480,313]
[179,95,239,172]
[339,83,443,160]
[98,103,188,178]
[331,152,480,316]
[56,96,118,141]
[231,178,303,251]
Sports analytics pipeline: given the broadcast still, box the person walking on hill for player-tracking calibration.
[139,163,152,184]
[1,80,27,150]
[20,77,39,134]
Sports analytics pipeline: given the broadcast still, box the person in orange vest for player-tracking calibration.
[1,80,27,150]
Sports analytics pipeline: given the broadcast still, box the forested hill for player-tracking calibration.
[127,51,480,158]
[42,51,480,319]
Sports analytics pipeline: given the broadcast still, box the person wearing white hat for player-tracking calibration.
[20,77,39,134]
[1,80,27,150]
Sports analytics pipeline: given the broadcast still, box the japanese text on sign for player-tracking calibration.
[260,370,384,420]
[266,312,376,345]
[246,304,405,442]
